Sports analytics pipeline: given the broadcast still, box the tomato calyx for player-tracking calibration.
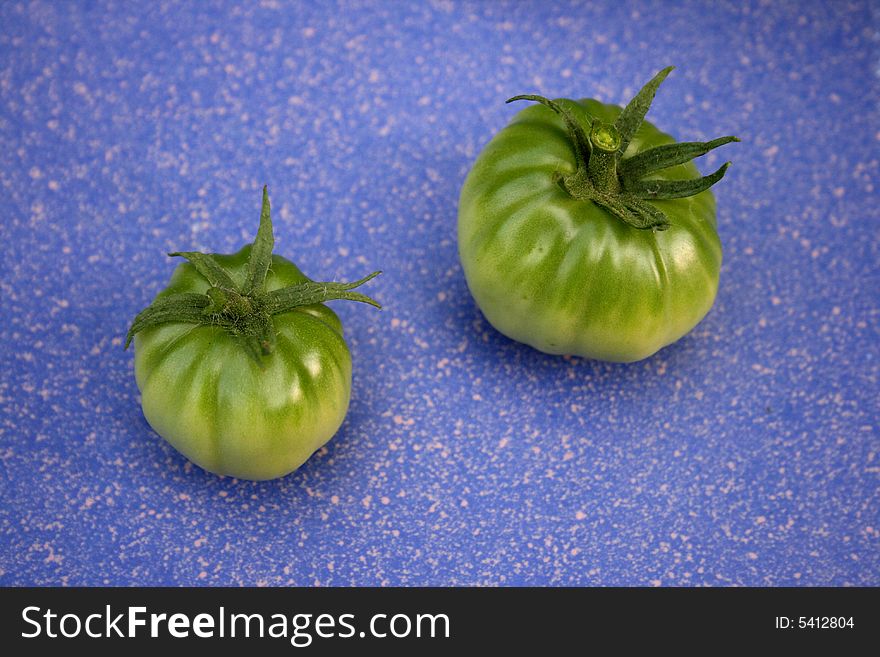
[507,66,739,231]
[125,186,381,365]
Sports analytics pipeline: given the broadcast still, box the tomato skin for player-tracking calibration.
[458,98,722,362]
[134,245,352,480]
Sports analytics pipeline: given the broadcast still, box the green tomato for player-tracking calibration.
[458,67,738,362]
[127,188,380,480]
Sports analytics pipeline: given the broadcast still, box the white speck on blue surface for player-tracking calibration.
[0,0,877,585]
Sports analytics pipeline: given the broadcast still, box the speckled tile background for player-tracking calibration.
[1,0,877,586]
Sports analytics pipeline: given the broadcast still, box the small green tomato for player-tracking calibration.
[126,187,380,480]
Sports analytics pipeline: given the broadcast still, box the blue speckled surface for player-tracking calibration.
[1,0,878,586]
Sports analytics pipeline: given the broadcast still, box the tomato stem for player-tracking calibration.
[586,122,621,194]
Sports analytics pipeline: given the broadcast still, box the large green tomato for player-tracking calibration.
[127,188,379,480]
[458,67,738,362]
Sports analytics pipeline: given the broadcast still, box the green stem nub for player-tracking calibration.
[203,287,255,319]
[590,122,621,153]
[507,66,738,231]
[587,122,622,194]
[126,188,381,366]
